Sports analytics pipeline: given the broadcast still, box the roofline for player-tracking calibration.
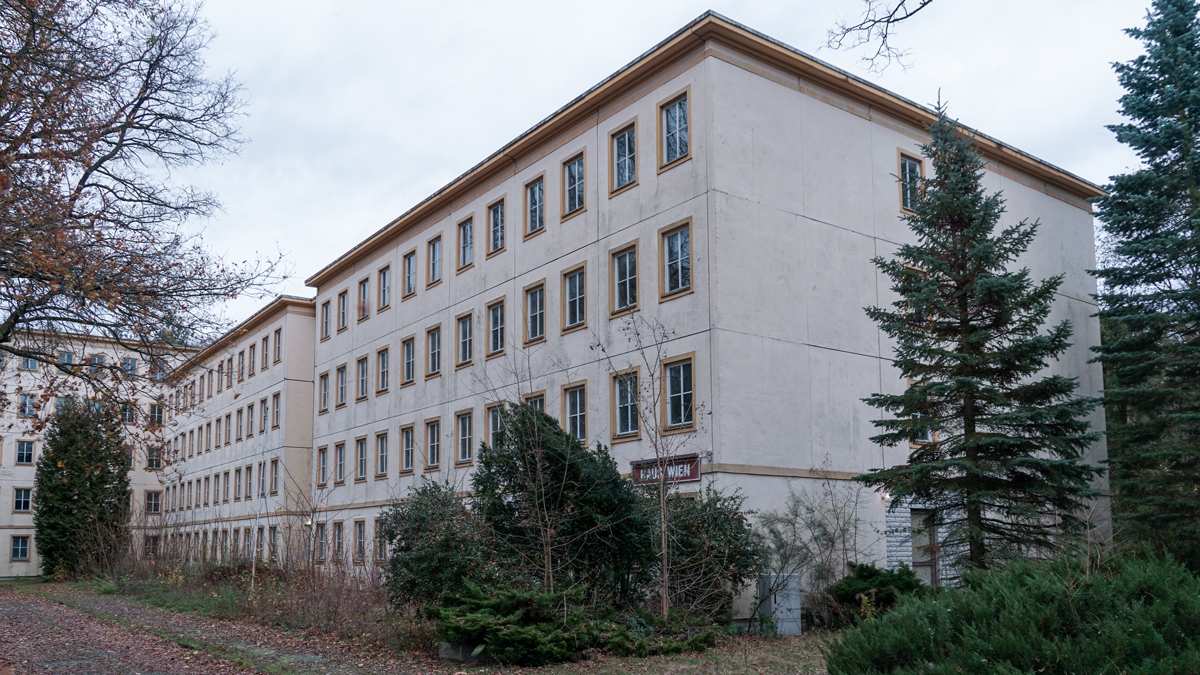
[305,11,1104,289]
[178,295,315,373]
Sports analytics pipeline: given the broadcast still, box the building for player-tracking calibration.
[5,13,1108,588]
[301,10,1107,578]
[161,296,316,564]
[0,335,177,577]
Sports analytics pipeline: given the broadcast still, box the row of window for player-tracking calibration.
[164,457,282,514]
[320,94,691,340]
[172,392,282,462]
[4,353,148,380]
[168,327,284,419]
[317,224,692,411]
[316,356,695,483]
[153,525,282,562]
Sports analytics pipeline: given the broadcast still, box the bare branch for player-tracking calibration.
[826,0,937,71]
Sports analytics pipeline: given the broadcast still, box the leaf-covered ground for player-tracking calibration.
[0,581,827,674]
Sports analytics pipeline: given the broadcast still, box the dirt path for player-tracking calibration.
[0,586,258,675]
[0,583,441,675]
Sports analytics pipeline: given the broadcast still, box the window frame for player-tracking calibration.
[337,291,349,331]
[456,311,474,368]
[487,197,506,257]
[355,437,368,482]
[11,535,30,562]
[320,301,331,339]
[524,174,546,239]
[523,281,546,346]
[659,220,694,301]
[401,336,416,386]
[375,432,388,478]
[335,365,347,407]
[316,447,328,486]
[561,262,587,334]
[13,487,32,513]
[610,367,641,442]
[561,151,586,219]
[402,249,418,299]
[15,440,34,465]
[318,372,330,413]
[427,234,443,288]
[426,325,442,378]
[376,347,390,392]
[400,425,415,474]
[378,266,392,310]
[609,120,638,196]
[356,357,369,401]
[899,151,924,213]
[487,402,505,450]
[425,418,441,471]
[486,298,506,358]
[661,353,696,432]
[610,241,640,316]
[455,410,474,465]
[561,381,588,445]
[334,443,346,484]
[657,88,692,171]
[457,216,474,272]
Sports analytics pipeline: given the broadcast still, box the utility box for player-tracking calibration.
[757,574,803,635]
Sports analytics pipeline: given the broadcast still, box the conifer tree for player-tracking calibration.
[858,111,1102,571]
[34,398,131,577]
[1093,0,1200,570]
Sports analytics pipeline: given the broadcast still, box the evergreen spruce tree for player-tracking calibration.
[1093,0,1200,570]
[34,398,131,577]
[858,111,1103,571]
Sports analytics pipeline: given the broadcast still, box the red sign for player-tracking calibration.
[630,453,702,485]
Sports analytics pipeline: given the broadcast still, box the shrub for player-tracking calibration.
[825,554,1200,674]
[378,480,510,610]
[822,563,926,626]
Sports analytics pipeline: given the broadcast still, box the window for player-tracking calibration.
[458,219,474,269]
[358,279,370,320]
[565,385,587,442]
[402,338,415,384]
[488,301,505,355]
[354,521,366,562]
[402,427,414,472]
[261,337,269,370]
[321,301,331,338]
[613,125,636,190]
[235,468,243,499]
[525,394,545,413]
[258,462,266,496]
[274,328,282,362]
[428,237,442,285]
[204,476,210,505]
[356,438,367,480]
[236,409,244,440]
[563,267,586,329]
[237,351,245,380]
[615,371,639,437]
[376,433,388,476]
[375,520,388,561]
[19,356,37,371]
[248,344,256,374]
[120,402,135,424]
[662,224,691,296]
[14,488,31,512]
[666,358,694,428]
[335,443,346,482]
[337,291,348,330]
[379,267,391,309]
[226,357,233,387]
[427,327,441,376]
[145,490,160,514]
[457,314,473,365]
[317,448,328,485]
[270,458,280,494]
[426,421,440,468]
[56,352,73,374]
[148,447,162,470]
[613,246,637,312]
[319,373,329,411]
[457,412,473,463]
[215,418,223,449]
[526,178,544,235]
[11,536,29,561]
[911,510,939,586]
[357,357,368,399]
[266,396,274,429]
[122,358,138,378]
[900,154,922,211]
[404,251,417,296]
[18,395,35,418]
[525,285,545,343]
[315,522,327,562]
[246,403,254,437]
[149,404,163,425]
[662,94,689,165]
[488,405,503,448]
[377,349,389,391]
[224,414,232,443]
[336,366,347,406]
[564,154,585,214]
[489,200,505,253]
[223,471,230,501]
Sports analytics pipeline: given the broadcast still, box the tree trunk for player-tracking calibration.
[659,474,669,619]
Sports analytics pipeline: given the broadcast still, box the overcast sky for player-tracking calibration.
[180,0,1149,325]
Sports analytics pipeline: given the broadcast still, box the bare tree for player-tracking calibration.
[0,0,284,393]
[827,0,937,71]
